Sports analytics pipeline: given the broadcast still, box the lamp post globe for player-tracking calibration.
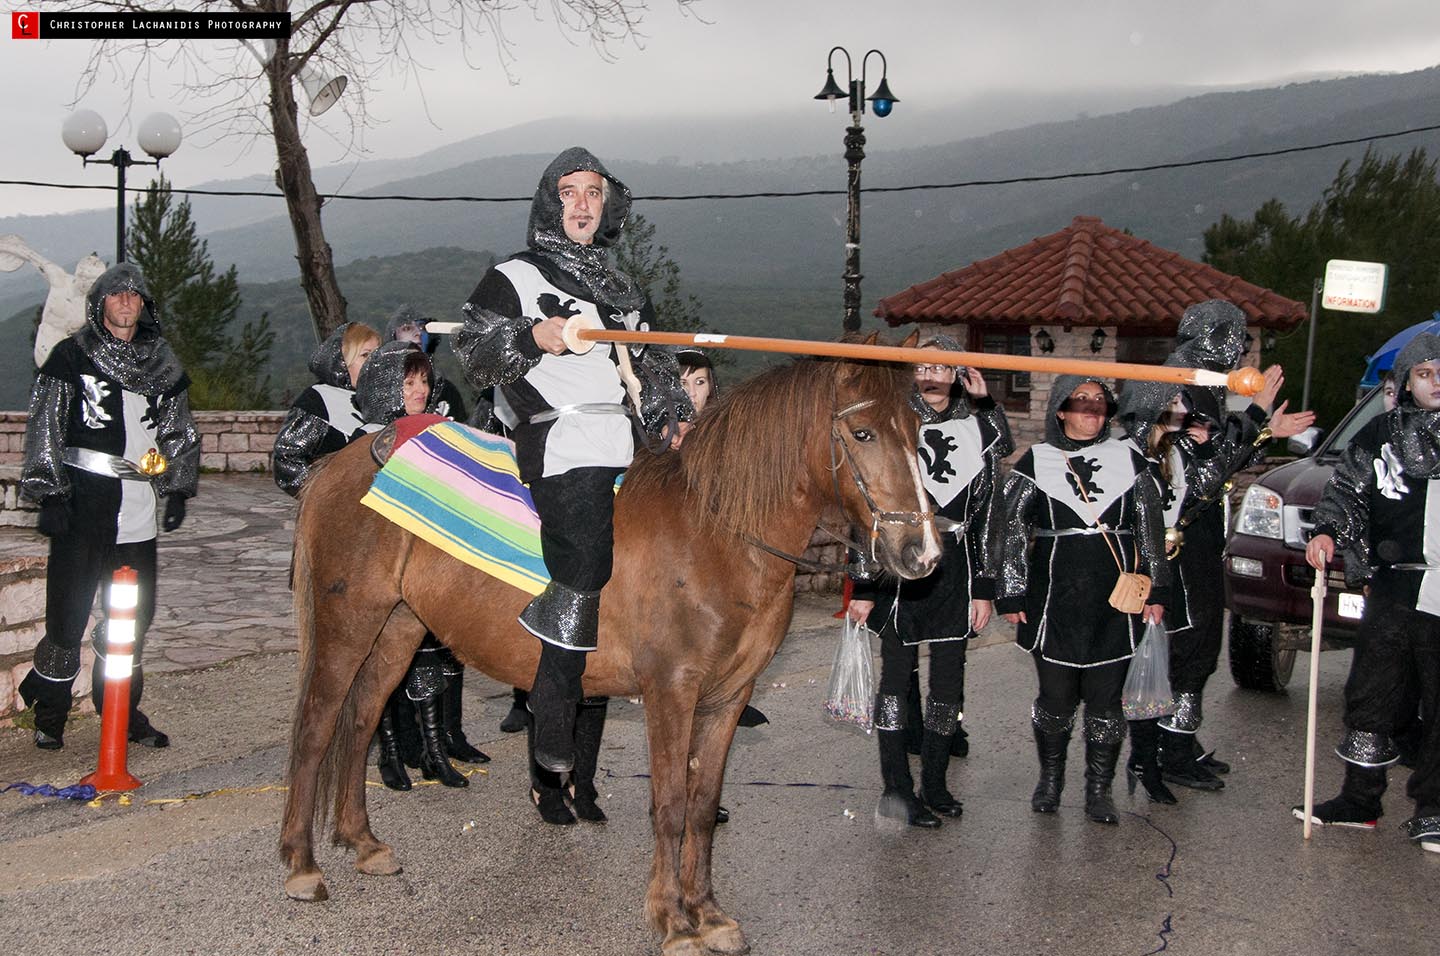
[61,110,108,158]
[138,113,182,160]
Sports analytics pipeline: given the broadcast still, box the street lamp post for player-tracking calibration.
[61,111,182,264]
[815,47,899,333]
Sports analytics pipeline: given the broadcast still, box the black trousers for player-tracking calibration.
[878,633,967,710]
[1169,507,1225,694]
[1344,588,1440,815]
[24,531,157,735]
[528,466,623,593]
[1033,655,1128,720]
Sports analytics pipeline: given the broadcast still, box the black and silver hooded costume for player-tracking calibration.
[270,322,381,498]
[1306,332,1440,839]
[454,146,691,484]
[17,262,199,747]
[995,375,1171,666]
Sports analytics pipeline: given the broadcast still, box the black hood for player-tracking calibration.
[1392,332,1440,408]
[1046,374,1117,449]
[308,322,357,388]
[521,146,644,312]
[75,262,185,395]
[910,333,972,423]
[386,304,437,354]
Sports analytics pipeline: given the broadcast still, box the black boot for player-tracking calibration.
[441,672,490,763]
[1159,727,1224,791]
[393,691,422,769]
[877,726,941,828]
[18,669,68,750]
[1292,762,1387,828]
[920,730,964,817]
[950,722,970,759]
[568,698,608,823]
[1193,735,1231,774]
[500,687,530,733]
[1030,705,1072,814]
[1126,719,1177,805]
[417,692,468,788]
[1084,715,1124,825]
[920,698,964,817]
[528,719,576,826]
[529,644,586,773]
[376,699,411,791]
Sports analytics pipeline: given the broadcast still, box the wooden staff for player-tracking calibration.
[1302,571,1329,840]
[427,318,1266,395]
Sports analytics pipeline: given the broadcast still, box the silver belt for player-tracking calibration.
[528,402,629,425]
[1033,527,1132,538]
[62,447,150,481]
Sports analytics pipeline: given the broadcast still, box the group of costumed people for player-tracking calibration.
[18,145,1437,859]
[847,300,1315,830]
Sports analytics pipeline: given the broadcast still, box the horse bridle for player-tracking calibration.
[742,395,937,573]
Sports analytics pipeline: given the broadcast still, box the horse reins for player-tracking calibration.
[741,395,936,573]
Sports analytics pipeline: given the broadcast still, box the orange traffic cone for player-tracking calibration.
[80,566,142,792]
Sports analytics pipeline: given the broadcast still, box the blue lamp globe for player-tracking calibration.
[871,98,893,117]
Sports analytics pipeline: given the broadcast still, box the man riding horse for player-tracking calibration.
[453,146,693,817]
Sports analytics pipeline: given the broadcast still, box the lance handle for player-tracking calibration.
[1303,570,1329,840]
[426,320,1266,395]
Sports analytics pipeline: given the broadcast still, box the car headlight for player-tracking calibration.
[1236,484,1284,539]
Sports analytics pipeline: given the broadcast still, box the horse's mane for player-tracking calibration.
[626,354,912,540]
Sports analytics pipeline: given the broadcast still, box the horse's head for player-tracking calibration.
[826,332,942,581]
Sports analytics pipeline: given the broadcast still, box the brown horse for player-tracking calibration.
[279,334,941,955]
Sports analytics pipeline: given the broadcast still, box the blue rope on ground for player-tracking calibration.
[1129,811,1179,954]
[3,781,98,801]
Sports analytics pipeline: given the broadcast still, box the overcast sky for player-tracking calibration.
[3,0,1440,219]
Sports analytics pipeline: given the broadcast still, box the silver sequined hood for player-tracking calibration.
[1169,299,1247,373]
[524,146,645,312]
[910,333,973,424]
[1387,332,1440,478]
[307,322,357,388]
[1045,374,1117,449]
[355,340,426,425]
[75,262,186,395]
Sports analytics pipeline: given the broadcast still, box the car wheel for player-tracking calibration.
[1227,615,1296,691]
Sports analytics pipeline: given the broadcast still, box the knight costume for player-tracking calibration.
[1297,333,1440,851]
[17,262,200,750]
[994,375,1170,824]
[386,304,468,420]
[270,322,381,497]
[453,147,691,815]
[853,337,1011,827]
[1151,300,1276,790]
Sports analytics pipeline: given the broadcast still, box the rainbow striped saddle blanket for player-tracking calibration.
[361,421,549,596]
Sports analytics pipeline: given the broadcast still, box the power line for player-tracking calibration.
[3,122,1438,205]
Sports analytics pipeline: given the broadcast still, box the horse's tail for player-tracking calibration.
[283,482,353,838]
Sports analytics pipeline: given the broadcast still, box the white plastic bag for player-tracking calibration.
[1122,621,1175,720]
[824,617,876,733]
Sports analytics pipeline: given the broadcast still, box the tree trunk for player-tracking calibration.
[266,38,346,342]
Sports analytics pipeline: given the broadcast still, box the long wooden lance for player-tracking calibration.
[426,318,1266,395]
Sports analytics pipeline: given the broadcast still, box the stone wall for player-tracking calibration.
[0,553,95,724]
[0,410,287,473]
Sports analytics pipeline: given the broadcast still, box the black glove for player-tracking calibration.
[36,497,70,537]
[162,494,187,532]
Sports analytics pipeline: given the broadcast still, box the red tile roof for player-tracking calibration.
[876,216,1307,331]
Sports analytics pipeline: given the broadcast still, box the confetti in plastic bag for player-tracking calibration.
[824,617,876,733]
[1122,621,1176,720]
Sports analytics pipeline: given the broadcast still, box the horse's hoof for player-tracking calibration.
[660,933,707,956]
[284,871,329,902]
[355,845,402,876]
[700,920,749,955]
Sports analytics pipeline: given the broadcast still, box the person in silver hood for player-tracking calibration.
[386,304,468,420]
[994,374,1169,826]
[1141,301,1314,791]
[454,146,691,825]
[17,262,200,751]
[1300,332,1440,851]
[848,335,1011,828]
[270,322,382,497]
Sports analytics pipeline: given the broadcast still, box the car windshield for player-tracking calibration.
[1317,385,1387,459]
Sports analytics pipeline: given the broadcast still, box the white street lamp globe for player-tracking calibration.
[61,110,108,157]
[138,112,182,159]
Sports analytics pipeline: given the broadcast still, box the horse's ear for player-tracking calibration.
[900,330,920,349]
